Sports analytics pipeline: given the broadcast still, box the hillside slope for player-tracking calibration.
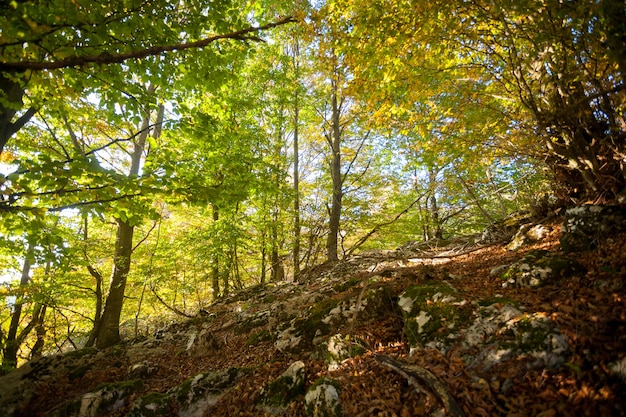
[1,214,625,417]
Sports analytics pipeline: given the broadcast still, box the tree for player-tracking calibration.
[0,2,297,350]
[251,51,294,284]
[291,38,303,279]
[330,0,625,204]
[308,6,374,262]
[325,60,344,262]
[92,96,163,348]
[466,0,626,203]
[0,212,73,370]
[0,0,295,156]
[2,244,35,369]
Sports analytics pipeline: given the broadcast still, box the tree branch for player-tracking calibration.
[346,191,427,256]
[341,130,371,184]
[0,192,142,213]
[4,107,37,138]
[1,17,297,72]
[132,218,159,252]
[149,285,194,318]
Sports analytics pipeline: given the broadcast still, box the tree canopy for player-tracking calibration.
[1,0,624,365]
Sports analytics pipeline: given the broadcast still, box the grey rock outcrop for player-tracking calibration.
[304,378,342,417]
[398,281,470,352]
[500,250,581,288]
[561,205,626,252]
[53,379,143,417]
[465,304,569,370]
[257,361,306,414]
[506,223,552,251]
[126,368,241,417]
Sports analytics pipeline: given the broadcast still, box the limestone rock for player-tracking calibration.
[481,211,534,243]
[1,349,100,417]
[398,282,471,352]
[489,264,510,278]
[506,223,551,251]
[464,304,523,348]
[257,361,306,414]
[125,338,167,364]
[125,368,241,417]
[125,392,170,417]
[173,368,241,417]
[316,333,365,371]
[609,357,626,383]
[465,303,569,370]
[501,312,569,368]
[275,321,305,352]
[501,250,581,288]
[52,379,143,417]
[127,362,156,379]
[0,358,46,417]
[322,286,394,326]
[561,205,626,252]
[274,285,393,355]
[304,378,342,417]
[274,296,342,354]
[185,327,221,354]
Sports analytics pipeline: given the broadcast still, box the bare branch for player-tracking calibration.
[149,286,194,318]
[132,218,159,252]
[346,191,427,256]
[341,130,371,184]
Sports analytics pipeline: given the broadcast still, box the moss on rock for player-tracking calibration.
[64,347,97,360]
[257,361,306,413]
[173,368,240,406]
[399,282,472,349]
[316,334,366,370]
[53,379,143,417]
[332,276,362,293]
[502,251,582,288]
[304,378,343,417]
[126,392,171,417]
[246,329,274,346]
[276,298,340,353]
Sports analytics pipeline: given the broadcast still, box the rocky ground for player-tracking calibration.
[1,209,625,417]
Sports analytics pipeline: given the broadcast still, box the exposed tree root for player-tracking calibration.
[376,355,466,417]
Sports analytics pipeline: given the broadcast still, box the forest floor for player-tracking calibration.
[12,218,626,417]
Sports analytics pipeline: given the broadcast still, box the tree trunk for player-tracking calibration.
[260,228,267,285]
[221,250,231,298]
[211,203,220,299]
[2,245,34,369]
[83,216,104,348]
[232,237,242,290]
[270,170,282,281]
[292,38,302,281]
[429,194,443,239]
[95,219,134,348]
[271,222,281,282]
[84,264,103,348]
[0,74,36,155]
[94,96,157,348]
[326,76,343,262]
[427,168,443,239]
[30,305,47,360]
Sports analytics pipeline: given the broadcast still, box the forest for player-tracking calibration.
[0,0,625,380]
